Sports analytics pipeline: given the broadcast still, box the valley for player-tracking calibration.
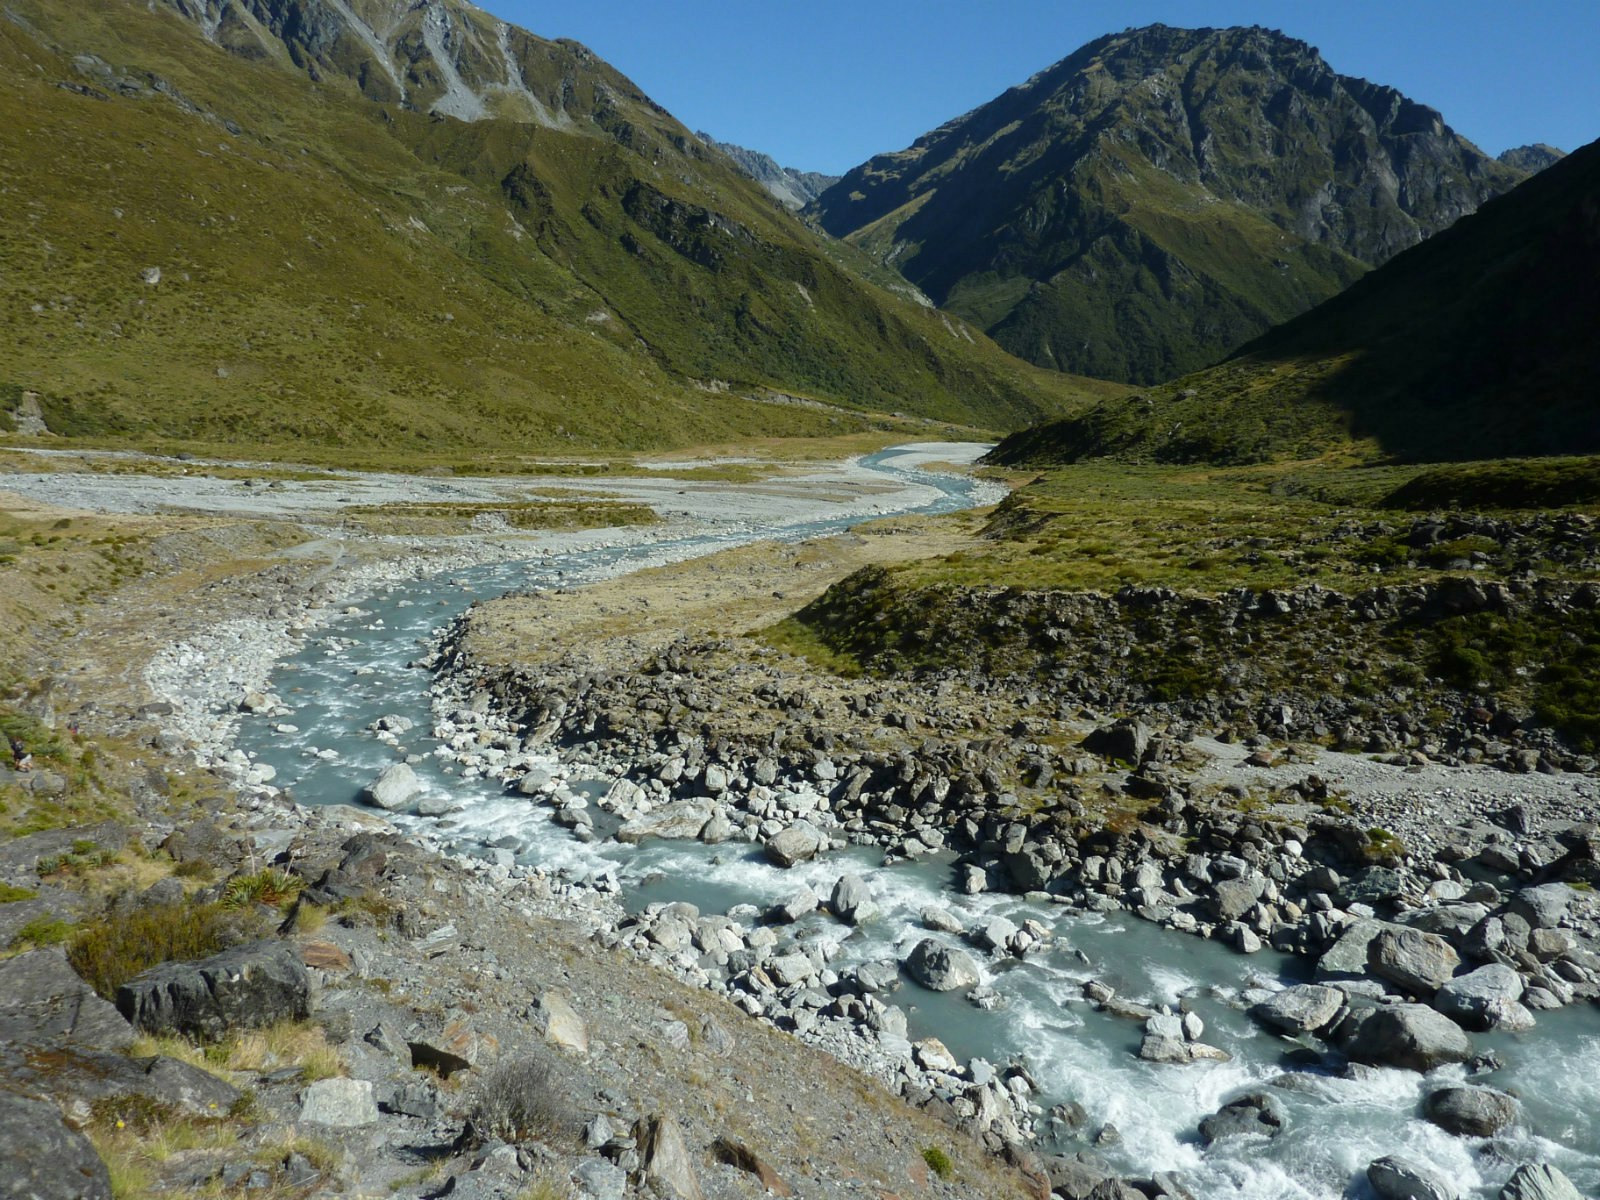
[1,3,1596,1200]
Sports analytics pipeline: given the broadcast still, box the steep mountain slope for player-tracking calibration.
[987,137,1600,467]
[810,24,1525,385]
[0,0,1103,457]
[697,133,839,210]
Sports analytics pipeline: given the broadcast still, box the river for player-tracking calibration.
[234,445,1600,1200]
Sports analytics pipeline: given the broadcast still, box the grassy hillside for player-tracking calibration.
[988,137,1600,467]
[0,1,1111,458]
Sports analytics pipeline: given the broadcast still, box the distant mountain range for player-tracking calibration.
[696,133,839,210]
[810,24,1529,384]
[988,136,1600,466]
[0,0,1104,456]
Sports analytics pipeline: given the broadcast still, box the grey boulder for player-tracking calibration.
[830,874,877,926]
[902,938,980,993]
[1507,884,1573,930]
[637,1113,704,1200]
[1498,1163,1584,1200]
[1367,1155,1457,1200]
[115,940,311,1040]
[764,822,824,867]
[299,1078,378,1127]
[0,947,134,1051]
[1424,1085,1519,1137]
[0,1090,111,1200]
[1198,1092,1286,1144]
[616,799,714,845]
[1250,984,1345,1036]
[1370,927,1460,994]
[1340,1004,1472,1072]
[360,762,421,810]
[1434,964,1535,1032]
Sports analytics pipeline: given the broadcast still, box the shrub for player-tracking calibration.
[222,868,303,910]
[466,1055,572,1145]
[67,901,242,999]
[9,913,72,949]
[921,1146,954,1180]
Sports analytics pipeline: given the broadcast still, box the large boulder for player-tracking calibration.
[829,875,877,926]
[1370,927,1460,994]
[902,938,981,993]
[1250,984,1345,1036]
[1498,1163,1584,1200]
[616,800,713,845]
[0,1090,111,1200]
[115,940,311,1040]
[1424,1085,1519,1137]
[0,947,134,1050]
[1367,1154,1457,1200]
[1507,884,1573,930]
[1082,719,1150,765]
[767,887,818,925]
[1198,1092,1286,1144]
[1210,875,1266,922]
[1433,964,1534,1032]
[1316,918,1385,981]
[1340,1004,1472,1072]
[359,762,422,811]
[764,822,824,868]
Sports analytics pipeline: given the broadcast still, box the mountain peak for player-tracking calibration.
[810,24,1525,384]
[1498,143,1567,173]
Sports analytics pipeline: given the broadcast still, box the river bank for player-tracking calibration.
[5,443,1597,1200]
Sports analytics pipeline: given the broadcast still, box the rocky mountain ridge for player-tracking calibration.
[1498,143,1566,173]
[989,135,1600,465]
[696,132,840,209]
[809,23,1527,384]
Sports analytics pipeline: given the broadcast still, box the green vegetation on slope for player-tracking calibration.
[810,24,1523,384]
[788,460,1600,751]
[0,0,1109,458]
[987,137,1600,466]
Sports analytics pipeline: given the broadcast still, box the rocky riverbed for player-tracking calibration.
[6,444,1598,1200]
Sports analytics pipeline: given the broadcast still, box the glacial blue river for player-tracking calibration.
[237,446,1600,1200]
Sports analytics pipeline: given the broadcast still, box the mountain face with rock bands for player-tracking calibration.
[809,24,1528,384]
[0,0,1099,455]
[987,136,1600,466]
[697,133,839,210]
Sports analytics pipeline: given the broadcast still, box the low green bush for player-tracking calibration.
[67,901,243,999]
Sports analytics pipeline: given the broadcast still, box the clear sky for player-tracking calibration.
[485,0,1597,174]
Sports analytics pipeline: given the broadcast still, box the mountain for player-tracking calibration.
[809,24,1526,385]
[0,0,1107,458]
[697,133,839,210]
[987,137,1600,467]
[1498,143,1566,173]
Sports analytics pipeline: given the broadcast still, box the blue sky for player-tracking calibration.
[488,0,1597,174]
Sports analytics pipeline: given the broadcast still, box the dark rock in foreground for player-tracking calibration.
[0,947,135,1051]
[0,1090,111,1200]
[115,939,310,1040]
